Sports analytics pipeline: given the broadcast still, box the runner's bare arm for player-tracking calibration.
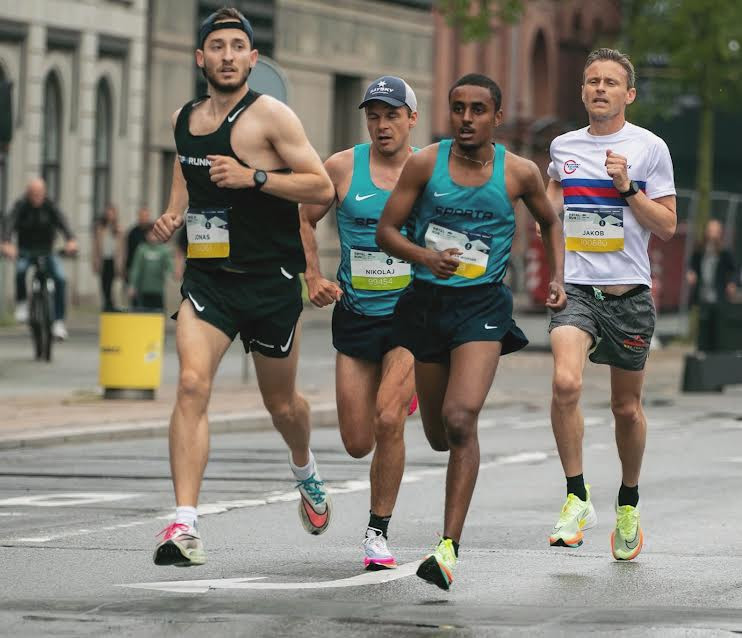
[261,101,334,205]
[605,150,676,241]
[521,162,566,310]
[153,110,188,243]
[376,147,460,278]
[299,152,347,307]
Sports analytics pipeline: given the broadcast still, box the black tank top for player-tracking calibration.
[174,89,305,275]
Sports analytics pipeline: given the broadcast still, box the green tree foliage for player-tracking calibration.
[625,0,742,235]
[436,0,524,40]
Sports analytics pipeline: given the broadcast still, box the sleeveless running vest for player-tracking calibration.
[174,89,305,275]
[412,139,514,287]
[336,143,415,316]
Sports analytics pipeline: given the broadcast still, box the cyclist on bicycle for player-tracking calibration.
[1,177,77,340]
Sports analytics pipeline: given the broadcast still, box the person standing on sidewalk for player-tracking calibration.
[299,76,418,571]
[545,48,676,560]
[127,224,172,311]
[92,204,124,311]
[376,73,566,590]
[151,7,335,567]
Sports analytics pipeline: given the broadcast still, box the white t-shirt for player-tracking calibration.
[547,122,676,287]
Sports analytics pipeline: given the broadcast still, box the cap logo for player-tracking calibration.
[377,81,387,87]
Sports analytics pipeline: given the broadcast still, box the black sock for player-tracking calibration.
[618,483,639,507]
[566,474,587,501]
[368,512,391,538]
[443,536,459,557]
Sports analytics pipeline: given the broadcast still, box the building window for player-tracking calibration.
[93,78,113,221]
[42,72,63,202]
[0,65,8,216]
[332,74,362,154]
[161,151,175,211]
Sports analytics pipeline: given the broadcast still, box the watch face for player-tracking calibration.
[255,170,267,186]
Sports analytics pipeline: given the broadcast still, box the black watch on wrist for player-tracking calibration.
[253,169,268,190]
[619,180,639,198]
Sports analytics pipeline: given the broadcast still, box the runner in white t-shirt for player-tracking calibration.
[545,48,677,561]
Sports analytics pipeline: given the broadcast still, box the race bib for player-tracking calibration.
[565,206,624,252]
[424,222,491,279]
[186,207,230,258]
[350,247,411,291]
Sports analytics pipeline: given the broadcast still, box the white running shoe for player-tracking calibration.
[363,527,397,570]
[153,521,206,566]
[295,469,331,535]
[51,320,68,340]
[14,301,28,323]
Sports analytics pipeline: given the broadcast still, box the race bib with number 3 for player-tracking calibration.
[186,207,230,258]
[350,247,411,290]
[564,206,624,252]
[424,222,492,279]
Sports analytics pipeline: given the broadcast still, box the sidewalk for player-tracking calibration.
[1,302,732,451]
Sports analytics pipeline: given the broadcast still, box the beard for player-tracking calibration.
[204,63,251,94]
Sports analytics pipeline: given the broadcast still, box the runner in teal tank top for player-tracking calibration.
[376,73,568,591]
[335,143,413,316]
[412,138,514,286]
[300,76,420,573]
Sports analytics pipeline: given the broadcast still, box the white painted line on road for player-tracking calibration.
[121,559,422,593]
[0,512,24,517]
[5,447,563,545]
[0,493,140,507]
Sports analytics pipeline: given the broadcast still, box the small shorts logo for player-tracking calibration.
[623,335,649,352]
[564,159,580,174]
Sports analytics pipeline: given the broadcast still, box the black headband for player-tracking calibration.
[199,17,254,49]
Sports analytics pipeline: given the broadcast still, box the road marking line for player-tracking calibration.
[121,560,422,593]
[4,448,559,544]
[0,493,140,507]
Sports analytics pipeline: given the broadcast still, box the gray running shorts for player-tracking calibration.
[548,283,655,371]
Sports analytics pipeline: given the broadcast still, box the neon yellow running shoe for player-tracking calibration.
[611,503,643,561]
[549,485,597,548]
[416,537,457,591]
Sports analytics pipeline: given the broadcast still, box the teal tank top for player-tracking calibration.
[412,139,515,287]
[336,143,414,316]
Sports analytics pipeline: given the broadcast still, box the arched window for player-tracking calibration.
[0,64,8,215]
[42,72,63,201]
[531,31,549,118]
[93,78,113,222]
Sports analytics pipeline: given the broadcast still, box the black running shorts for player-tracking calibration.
[174,264,303,357]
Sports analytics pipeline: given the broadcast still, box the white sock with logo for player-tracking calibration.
[175,506,198,527]
[290,450,316,481]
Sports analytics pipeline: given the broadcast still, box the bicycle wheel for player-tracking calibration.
[29,288,44,360]
[40,284,53,361]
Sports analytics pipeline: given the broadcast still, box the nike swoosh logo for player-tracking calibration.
[355,193,377,201]
[188,293,205,313]
[227,105,246,123]
[280,267,294,279]
[484,323,498,330]
[301,496,328,530]
[624,530,640,549]
[433,191,453,197]
[280,325,296,353]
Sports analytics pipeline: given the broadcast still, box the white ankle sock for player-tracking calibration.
[290,450,316,481]
[175,505,198,526]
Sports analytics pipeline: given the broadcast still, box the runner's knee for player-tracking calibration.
[263,393,304,424]
[611,397,642,425]
[373,405,404,441]
[552,369,582,406]
[441,405,478,447]
[343,434,374,459]
[177,368,211,404]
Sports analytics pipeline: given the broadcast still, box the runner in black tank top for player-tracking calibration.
[151,8,335,568]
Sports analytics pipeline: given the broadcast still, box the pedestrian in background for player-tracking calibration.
[93,204,123,311]
[686,218,738,352]
[128,223,172,311]
[125,206,151,281]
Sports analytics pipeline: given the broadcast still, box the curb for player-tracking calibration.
[0,401,339,450]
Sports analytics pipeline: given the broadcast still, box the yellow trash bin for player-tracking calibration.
[99,312,165,399]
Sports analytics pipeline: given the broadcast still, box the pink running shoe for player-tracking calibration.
[408,394,418,416]
[153,521,206,566]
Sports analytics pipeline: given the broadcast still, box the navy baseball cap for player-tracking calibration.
[199,12,254,49]
[358,76,417,112]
